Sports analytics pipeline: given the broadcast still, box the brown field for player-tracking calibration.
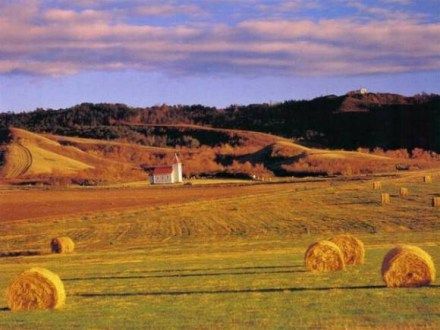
[0,182,298,222]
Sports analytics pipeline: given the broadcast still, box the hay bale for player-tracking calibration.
[381,193,390,205]
[399,187,409,196]
[50,237,75,254]
[382,245,436,288]
[432,197,440,207]
[423,175,432,183]
[6,267,66,311]
[305,240,345,272]
[372,181,382,190]
[329,234,365,265]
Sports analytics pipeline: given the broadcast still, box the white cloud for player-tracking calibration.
[0,1,439,77]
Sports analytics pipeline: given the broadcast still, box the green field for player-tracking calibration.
[0,236,439,329]
[0,171,439,328]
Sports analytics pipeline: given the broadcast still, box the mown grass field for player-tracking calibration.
[0,237,439,328]
[0,170,439,328]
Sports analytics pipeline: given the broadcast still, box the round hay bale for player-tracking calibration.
[432,197,440,207]
[381,193,390,205]
[305,240,345,273]
[423,175,432,183]
[50,237,75,254]
[329,234,365,265]
[6,267,66,311]
[399,187,409,196]
[372,181,382,190]
[382,245,436,288]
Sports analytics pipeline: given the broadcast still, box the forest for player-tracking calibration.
[0,92,439,152]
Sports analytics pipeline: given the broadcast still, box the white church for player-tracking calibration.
[150,154,183,184]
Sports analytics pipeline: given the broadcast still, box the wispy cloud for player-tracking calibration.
[0,1,439,77]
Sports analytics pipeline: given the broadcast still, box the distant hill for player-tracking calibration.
[1,92,439,152]
[3,125,430,185]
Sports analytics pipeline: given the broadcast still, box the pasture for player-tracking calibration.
[0,170,439,328]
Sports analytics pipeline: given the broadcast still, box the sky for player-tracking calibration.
[0,0,439,112]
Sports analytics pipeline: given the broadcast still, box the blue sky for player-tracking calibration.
[0,0,439,111]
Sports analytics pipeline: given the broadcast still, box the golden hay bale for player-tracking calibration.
[399,187,409,196]
[50,237,75,254]
[432,197,440,207]
[305,240,345,272]
[6,267,66,311]
[382,245,436,288]
[381,193,390,205]
[372,181,382,190]
[329,234,365,265]
[423,175,432,183]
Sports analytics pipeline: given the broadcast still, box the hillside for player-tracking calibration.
[1,124,438,185]
[0,128,147,184]
[1,92,439,152]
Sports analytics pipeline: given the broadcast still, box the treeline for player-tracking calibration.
[54,125,242,148]
[1,93,439,151]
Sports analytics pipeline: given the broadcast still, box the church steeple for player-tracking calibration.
[172,153,183,183]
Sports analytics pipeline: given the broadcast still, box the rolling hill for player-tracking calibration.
[1,124,436,185]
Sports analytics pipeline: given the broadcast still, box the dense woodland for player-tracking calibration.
[0,92,439,152]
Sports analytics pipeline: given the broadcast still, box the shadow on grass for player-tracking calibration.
[0,250,42,258]
[0,307,9,312]
[64,269,306,281]
[100,264,304,276]
[329,201,377,206]
[75,285,391,298]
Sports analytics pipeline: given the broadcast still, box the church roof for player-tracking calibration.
[153,166,173,175]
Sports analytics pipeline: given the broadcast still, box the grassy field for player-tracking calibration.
[0,236,439,328]
[0,170,439,328]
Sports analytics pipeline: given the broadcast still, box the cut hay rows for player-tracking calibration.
[372,181,382,190]
[381,193,390,205]
[51,237,75,254]
[399,188,409,196]
[423,175,432,183]
[6,267,66,311]
[329,234,365,265]
[4,143,32,178]
[432,197,440,207]
[381,245,436,288]
[305,240,345,273]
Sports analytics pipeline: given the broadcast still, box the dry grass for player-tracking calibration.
[304,240,345,272]
[329,234,365,265]
[381,245,436,288]
[6,267,66,311]
[0,168,439,251]
[2,143,32,178]
[24,143,92,175]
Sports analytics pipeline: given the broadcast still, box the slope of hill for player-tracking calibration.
[0,128,147,184]
[1,124,437,185]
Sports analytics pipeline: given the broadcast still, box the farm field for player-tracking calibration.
[0,235,439,328]
[0,169,439,328]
